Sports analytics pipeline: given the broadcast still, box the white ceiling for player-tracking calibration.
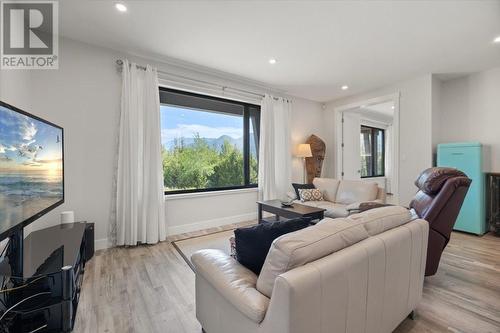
[59,1,500,102]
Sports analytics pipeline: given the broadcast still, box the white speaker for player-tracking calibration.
[60,211,75,224]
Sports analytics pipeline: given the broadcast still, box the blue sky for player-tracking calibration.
[0,105,62,172]
[160,105,244,146]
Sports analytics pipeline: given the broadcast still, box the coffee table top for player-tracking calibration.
[258,199,326,215]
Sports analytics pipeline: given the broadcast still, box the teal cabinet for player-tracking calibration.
[437,142,486,235]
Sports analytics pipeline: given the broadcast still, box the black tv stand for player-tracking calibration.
[0,222,90,332]
[6,228,24,278]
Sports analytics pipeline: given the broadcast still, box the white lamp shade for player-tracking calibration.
[296,144,313,158]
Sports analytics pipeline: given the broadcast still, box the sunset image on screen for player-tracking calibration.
[0,105,63,234]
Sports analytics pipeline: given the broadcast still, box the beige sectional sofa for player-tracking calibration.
[292,177,386,218]
[192,206,428,333]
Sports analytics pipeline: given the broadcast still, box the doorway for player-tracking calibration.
[334,94,400,204]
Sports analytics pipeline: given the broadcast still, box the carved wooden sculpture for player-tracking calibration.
[305,134,326,184]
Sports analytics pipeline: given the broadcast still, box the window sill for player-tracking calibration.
[165,187,259,201]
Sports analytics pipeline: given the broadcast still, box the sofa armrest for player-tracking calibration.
[191,249,270,323]
[287,191,297,200]
[376,186,386,203]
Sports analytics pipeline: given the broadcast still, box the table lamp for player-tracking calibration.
[296,144,312,183]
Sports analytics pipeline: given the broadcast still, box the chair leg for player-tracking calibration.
[408,310,416,320]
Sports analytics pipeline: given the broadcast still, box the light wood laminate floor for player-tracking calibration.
[73,226,500,333]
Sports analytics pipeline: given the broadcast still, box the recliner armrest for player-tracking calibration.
[191,249,270,323]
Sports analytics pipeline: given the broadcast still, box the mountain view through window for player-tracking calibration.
[160,89,259,193]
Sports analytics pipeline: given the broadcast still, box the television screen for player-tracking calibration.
[0,101,63,239]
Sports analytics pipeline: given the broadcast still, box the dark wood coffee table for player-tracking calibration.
[257,199,326,224]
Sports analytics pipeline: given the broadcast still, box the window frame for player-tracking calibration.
[159,87,260,195]
[360,125,385,178]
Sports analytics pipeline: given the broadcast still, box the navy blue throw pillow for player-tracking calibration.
[234,218,311,275]
[291,183,315,199]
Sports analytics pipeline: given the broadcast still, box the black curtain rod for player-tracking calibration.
[115,59,275,100]
[115,59,291,102]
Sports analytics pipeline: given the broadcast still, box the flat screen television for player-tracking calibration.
[0,100,64,242]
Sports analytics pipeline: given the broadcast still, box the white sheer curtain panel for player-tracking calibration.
[258,94,292,201]
[116,59,166,246]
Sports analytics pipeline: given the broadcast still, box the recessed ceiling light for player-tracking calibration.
[391,106,395,110]
[341,85,349,90]
[268,58,277,65]
[115,3,127,12]
[494,36,500,43]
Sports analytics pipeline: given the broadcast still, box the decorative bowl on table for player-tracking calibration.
[280,200,294,207]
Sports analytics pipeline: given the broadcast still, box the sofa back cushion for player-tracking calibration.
[313,178,340,201]
[335,180,378,204]
[291,183,315,199]
[256,218,369,297]
[345,205,415,236]
[256,205,415,298]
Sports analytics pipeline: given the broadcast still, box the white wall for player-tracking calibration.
[290,98,325,183]
[0,71,32,111]
[1,37,324,248]
[18,39,121,249]
[165,189,258,235]
[438,67,500,172]
[431,75,442,162]
[324,75,433,205]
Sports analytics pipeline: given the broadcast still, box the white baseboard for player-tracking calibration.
[93,212,257,250]
[95,238,111,251]
[167,212,257,236]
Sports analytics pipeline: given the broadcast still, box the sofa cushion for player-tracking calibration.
[234,218,311,274]
[293,200,320,207]
[298,188,324,202]
[323,203,349,218]
[297,201,349,218]
[335,180,378,204]
[291,183,315,199]
[312,178,340,201]
[256,218,369,297]
[314,201,349,218]
[346,205,415,236]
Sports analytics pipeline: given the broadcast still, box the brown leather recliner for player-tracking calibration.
[409,167,472,276]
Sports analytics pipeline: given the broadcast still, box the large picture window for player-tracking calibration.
[159,88,260,194]
[360,125,385,178]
